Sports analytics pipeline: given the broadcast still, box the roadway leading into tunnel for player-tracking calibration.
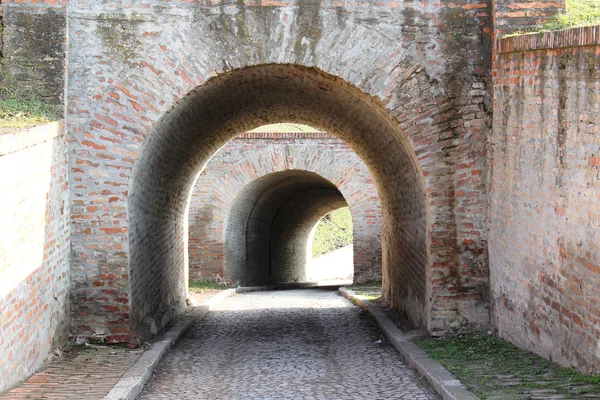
[138,289,439,399]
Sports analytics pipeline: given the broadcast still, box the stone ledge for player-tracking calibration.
[497,25,600,54]
[0,121,64,156]
[339,287,480,400]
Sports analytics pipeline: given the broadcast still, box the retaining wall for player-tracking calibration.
[490,26,600,373]
[0,122,70,393]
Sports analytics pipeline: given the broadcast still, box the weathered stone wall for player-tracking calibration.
[68,0,493,342]
[0,122,70,393]
[490,26,600,374]
[189,132,382,285]
[0,1,66,102]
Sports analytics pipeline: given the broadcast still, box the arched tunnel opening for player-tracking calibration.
[128,64,428,339]
[307,207,354,283]
[225,170,349,286]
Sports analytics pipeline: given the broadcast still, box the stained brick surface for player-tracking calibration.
[189,132,383,284]
[0,1,67,101]
[0,123,70,394]
[490,27,600,374]
[66,1,492,341]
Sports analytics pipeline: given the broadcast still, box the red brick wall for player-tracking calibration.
[490,26,600,374]
[0,122,70,393]
[188,131,383,284]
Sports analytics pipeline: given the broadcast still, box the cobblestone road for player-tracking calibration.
[139,289,439,399]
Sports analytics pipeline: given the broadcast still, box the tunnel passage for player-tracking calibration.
[128,64,428,338]
[225,170,347,286]
[188,129,382,285]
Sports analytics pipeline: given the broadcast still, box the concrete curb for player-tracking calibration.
[339,287,480,400]
[103,288,238,400]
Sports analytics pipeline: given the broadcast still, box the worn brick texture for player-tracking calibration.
[493,0,565,37]
[0,122,70,394]
[67,0,494,341]
[189,131,382,285]
[0,1,67,102]
[490,26,600,374]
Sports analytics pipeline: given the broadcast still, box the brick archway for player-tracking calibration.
[69,49,489,341]
[127,64,431,338]
[220,170,348,285]
[188,131,382,285]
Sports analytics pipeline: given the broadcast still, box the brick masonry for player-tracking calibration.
[6,0,600,393]
[0,122,70,394]
[65,0,494,342]
[189,131,382,285]
[490,26,600,374]
[0,1,67,102]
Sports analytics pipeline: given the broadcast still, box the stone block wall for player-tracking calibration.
[0,122,70,393]
[189,131,383,285]
[490,26,600,374]
[0,0,67,102]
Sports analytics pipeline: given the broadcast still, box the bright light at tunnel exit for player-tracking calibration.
[307,207,354,283]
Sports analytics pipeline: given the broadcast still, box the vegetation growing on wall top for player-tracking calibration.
[533,0,600,33]
[0,74,62,128]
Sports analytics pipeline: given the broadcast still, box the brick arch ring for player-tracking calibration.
[128,64,431,339]
[188,132,383,286]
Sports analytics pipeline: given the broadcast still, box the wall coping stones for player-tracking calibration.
[496,25,600,53]
[0,121,64,156]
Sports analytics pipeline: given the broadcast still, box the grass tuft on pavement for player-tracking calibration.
[189,280,229,291]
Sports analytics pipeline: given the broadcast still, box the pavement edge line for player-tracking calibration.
[339,287,480,400]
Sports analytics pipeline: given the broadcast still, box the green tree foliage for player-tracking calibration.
[311,207,353,257]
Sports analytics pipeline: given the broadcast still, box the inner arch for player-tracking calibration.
[225,170,347,286]
[128,64,428,338]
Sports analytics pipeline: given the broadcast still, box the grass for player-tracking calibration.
[507,0,600,36]
[0,73,63,128]
[188,280,229,292]
[0,98,63,128]
[538,0,600,32]
[347,284,382,300]
[312,207,353,257]
[416,333,600,399]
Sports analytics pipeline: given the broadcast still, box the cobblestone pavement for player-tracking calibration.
[139,289,439,400]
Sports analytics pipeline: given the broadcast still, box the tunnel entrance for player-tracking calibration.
[128,64,428,339]
[225,170,348,286]
[308,207,354,283]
